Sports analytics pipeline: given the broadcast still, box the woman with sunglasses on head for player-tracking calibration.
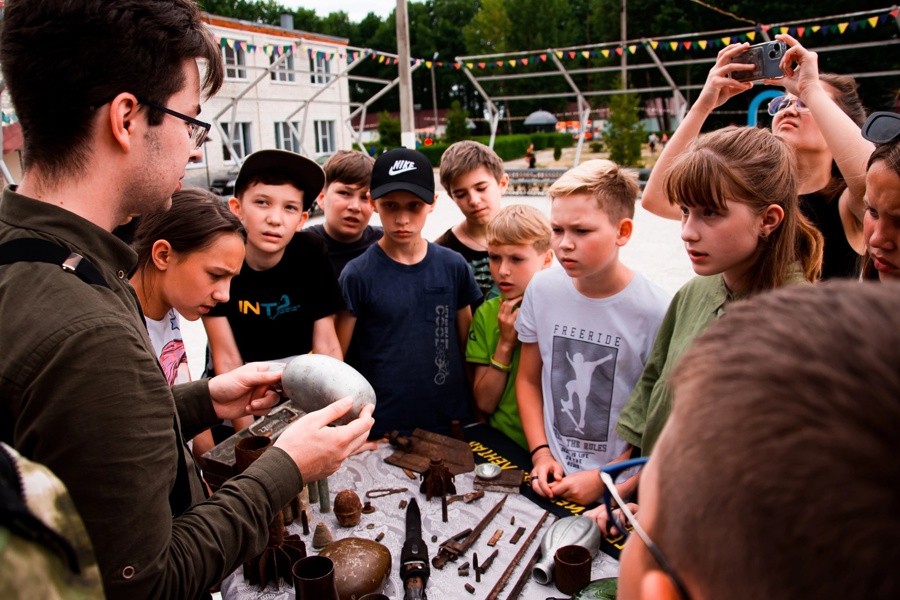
[642,34,872,279]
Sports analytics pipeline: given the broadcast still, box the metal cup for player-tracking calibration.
[233,435,272,474]
[292,555,339,600]
[554,544,592,595]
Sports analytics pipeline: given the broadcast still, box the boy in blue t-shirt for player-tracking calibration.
[337,149,481,437]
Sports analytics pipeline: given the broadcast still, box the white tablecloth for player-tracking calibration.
[222,444,620,599]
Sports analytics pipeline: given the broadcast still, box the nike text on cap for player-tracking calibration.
[369,148,436,204]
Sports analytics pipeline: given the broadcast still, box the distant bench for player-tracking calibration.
[505,168,652,196]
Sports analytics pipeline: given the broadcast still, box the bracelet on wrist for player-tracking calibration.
[529,443,550,458]
[490,354,512,372]
[531,450,552,462]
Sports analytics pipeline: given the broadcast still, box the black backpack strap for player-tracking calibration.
[0,238,110,289]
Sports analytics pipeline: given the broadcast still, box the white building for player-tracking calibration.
[190,13,354,190]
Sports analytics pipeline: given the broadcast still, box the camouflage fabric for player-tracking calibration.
[0,443,104,599]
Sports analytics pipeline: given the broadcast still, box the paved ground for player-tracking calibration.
[181,167,694,379]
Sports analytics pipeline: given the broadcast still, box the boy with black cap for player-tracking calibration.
[204,149,345,376]
[337,148,482,436]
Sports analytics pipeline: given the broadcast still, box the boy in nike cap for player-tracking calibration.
[337,148,481,436]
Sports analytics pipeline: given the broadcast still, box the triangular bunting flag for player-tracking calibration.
[216,36,223,45]
[601,49,610,58]
[684,41,692,50]
[670,41,678,51]
[568,51,576,59]
[466,62,474,69]
[378,55,385,63]
[496,60,504,67]
[539,53,547,61]
[454,62,461,69]
[555,51,563,59]
[698,40,708,50]
[747,31,756,41]
[478,62,486,69]
[522,58,529,65]
[780,27,789,35]
[722,36,731,45]
[264,45,273,56]
[797,26,805,37]
[838,22,848,33]
[850,20,860,31]
[226,39,235,49]
[628,45,637,54]
[811,25,820,33]
[615,47,623,56]
[891,9,899,17]
[788,27,797,36]
[649,40,658,50]
[509,60,517,66]
[761,25,771,32]
[581,51,590,59]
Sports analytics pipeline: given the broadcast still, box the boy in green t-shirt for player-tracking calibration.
[465,204,553,449]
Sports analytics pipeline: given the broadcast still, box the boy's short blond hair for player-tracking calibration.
[323,150,375,189]
[486,204,552,253]
[548,159,639,222]
[439,140,506,194]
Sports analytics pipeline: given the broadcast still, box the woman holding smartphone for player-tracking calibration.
[641,34,873,279]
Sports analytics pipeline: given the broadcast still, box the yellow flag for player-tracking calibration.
[747,31,756,41]
[698,40,708,50]
[838,22,849,33]
[868,16,879,28]
[649,40,658,50]
[601,49,610,58]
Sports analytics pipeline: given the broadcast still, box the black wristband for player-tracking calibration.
[529,444,550,458]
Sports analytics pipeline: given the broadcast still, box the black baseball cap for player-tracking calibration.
[862,112,900,145]
[369,148,435,204]
[234,149,325,211]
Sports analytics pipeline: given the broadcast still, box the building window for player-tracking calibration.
[275,122,301,153]
[309,53,331,85]
[220,122,252,162]
[222,44,247,80]
[270,52,295,83]
[314,120,335,155]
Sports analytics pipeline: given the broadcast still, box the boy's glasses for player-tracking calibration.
[600,457,693,600]
[767,95,810,116]
[137,98,210,150]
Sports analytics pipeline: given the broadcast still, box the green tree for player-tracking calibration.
[444,100,470,143]
[603,84,644,167]
[377,111,401,147]
[464,0,511,55]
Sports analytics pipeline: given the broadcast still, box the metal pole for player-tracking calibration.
[431,52,439,138]
[396,0,416,149]
[620,0,627,89]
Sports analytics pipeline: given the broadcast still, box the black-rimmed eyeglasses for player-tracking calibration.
[138,98,210,150]
[600,457,693,600]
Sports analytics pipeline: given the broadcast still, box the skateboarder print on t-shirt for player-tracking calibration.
[550,335,618,444]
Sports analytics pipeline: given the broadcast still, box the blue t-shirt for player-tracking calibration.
[340,242,482,437]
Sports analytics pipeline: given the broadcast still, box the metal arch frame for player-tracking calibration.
[456,6,900,167]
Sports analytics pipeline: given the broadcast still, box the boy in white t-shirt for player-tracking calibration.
[516,160,670,506]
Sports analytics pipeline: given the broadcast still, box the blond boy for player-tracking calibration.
[437,140,510,298]
[515,160,670,506]
[466,205,553,449]
[204,150,344,376]
[338,149,481,437]
[307,150,382,276]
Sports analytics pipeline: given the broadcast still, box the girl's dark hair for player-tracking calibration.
[133,188,245,271]
[867,139,900,176]
[665,126,823,293]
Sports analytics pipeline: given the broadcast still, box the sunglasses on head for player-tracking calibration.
[862,112,900,145]
[767,95,809,116]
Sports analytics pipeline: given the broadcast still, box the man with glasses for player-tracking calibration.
[601,281,899,600]
[0,1,373,597]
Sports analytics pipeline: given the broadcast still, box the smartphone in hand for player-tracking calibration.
[728,41,787,82]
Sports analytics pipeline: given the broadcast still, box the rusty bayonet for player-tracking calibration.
[431,495,507,569]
